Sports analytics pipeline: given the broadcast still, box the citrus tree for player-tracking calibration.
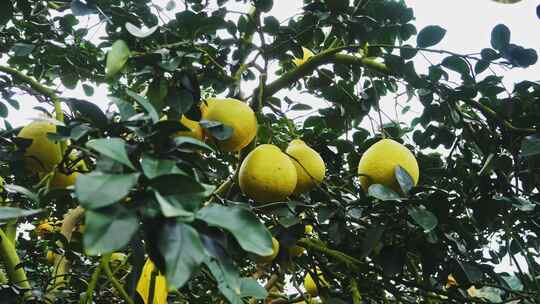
[0,0,539,303]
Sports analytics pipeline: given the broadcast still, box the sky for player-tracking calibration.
[3,0,539,287]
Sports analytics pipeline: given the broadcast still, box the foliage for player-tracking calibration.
[0,0,539,303]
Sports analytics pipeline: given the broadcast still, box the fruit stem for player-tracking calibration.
[48,206,85,299]
[349,278,362,304]
[101,253,134,304]
[297,238,361,271]
[83,261,103,304]
[0,228,31,292]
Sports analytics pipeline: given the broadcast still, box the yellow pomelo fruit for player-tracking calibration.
[201,98,257,152]
[304,267,328,297]
[36,222,55,237]
[136,259,168,304]
[110,252,127,267]
[17,121,62,172]
[46,251,56,264]
[49,170,78,189]
[239,144,297,202]
[176,115,203,141]
[286,139,325,194]
[293,47,315,66]
[357,138,419,192]
[257,237,280,264]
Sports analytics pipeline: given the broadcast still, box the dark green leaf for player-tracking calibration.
[154,191,195,219]
[106,40,130,78]
[82,84,94,96]
[0,1,13,25]
[158,221,205,288]
[254,0,273,12]
[239,278,267,299]
[4,184,39,203]
[395,165,414,193]
[474,60,490,74]
[400,44,417,60]
[0,207,42,221]
[66,98,108,128]
[148,174,206,196]
[75,173,140,209]
[491,24,511,51]
[416,25,446,48]
[83,204,139,255]
[263,16,280,34]
[71,0,97,15]
[360,225,385,258]
[140,155,184,179]
[199,120,233,141]
[521,135,540,157]
[441,55,470,76]
[126,90,160,123]
[86,138,135,169]
[407,206,438,233]
[11,43,34,57]
[173,136,214,152]
[481,48,500,61]
[368,184,401,201]
[196,205,273,256]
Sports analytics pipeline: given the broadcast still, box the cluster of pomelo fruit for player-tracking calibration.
[15,96,420,303]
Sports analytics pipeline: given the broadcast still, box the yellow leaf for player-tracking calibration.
[136,259,168,304]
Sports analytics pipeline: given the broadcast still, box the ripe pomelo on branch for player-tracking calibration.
[17,120,62,173]
[175,115,204,141]
[357,138,419,192]
[286,139,326,194]
[239,144,297,202]
[201,98,257,152]
[304,267,329,297]
[257,237,280,264]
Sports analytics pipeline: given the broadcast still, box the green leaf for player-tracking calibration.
[158,221,205,289]
[441,55,470,76]
[86,138,135,170]
[254,0,273,12]
[416,25,446,48]
[11,43,34,57]
[140,155,184,179]
[367,184,401,201]
[75,173,140,209]
[126,90,160,123]
[474,60,490,74]
[199,120,233,141]
[239,278,267,299]
[148,174,206,196]
[4,184,39,203]
[521,135,540,157]
[0,1,13,25]
[83,204,139,255]
[173,136,214,152]
[196,205,273,256]
[82,84,94,96]
[106,40,130,78]
[263,16,280,34]
[360,225,385,258]
[0,207,42,221]
[154,191,195,219]
[407,206,438,233]
[491,24,510,51]
[395,165,414,193]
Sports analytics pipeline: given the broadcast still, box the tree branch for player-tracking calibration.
[0,228,30,291]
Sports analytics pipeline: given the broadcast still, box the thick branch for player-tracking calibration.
[0,65,57,98]
[256,50,388,106]
[0,228,31,291]
[49,206,85,296]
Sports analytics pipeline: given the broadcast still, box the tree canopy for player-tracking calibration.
[0,0,539,303]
